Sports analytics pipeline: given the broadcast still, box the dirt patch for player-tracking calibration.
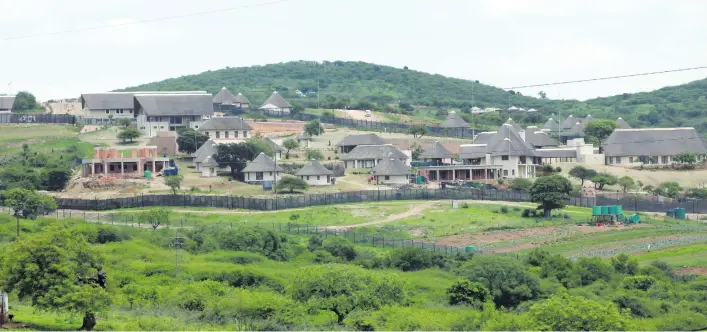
[435,224,651,247]
[251,121,305,135]
[676,267,707,276]
[80,125,102,133]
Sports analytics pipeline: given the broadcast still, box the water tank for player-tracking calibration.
[666,208,675,218]
[676,208,686,220]
[144,170,152,179]
[600,206,609,215]
[592,206,601,216]
[464,246,477,253]
[608,205,617,215]
[616,205,623,215]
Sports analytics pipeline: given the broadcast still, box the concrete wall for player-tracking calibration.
[244,171,281,183]
[376,174,409,185]
[300,174,331,186]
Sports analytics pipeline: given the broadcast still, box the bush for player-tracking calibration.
[461,202,469,209]
[387,247,443,272]
[458,255,540,307]
[322,237,357,261]
[447,280,491,308]
[307,235,323,252]
[500,206,509,214]
[216,226,294,261]
[509,178,533,191]
[521,209,532,218]
[621,275,657,291]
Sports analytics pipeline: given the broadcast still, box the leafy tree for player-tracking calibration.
[304,119,324,136]
[213,141,270,179]
[572,256,613,286]
[247,112,267,122]
[540,254,575,287]
[617,176,635,193]
[675,152,697,165]
[458,255,540,307]
[538,91,547,99]
[529,175,572,217]
[447,280,490,309]
[536,164,560,177]
[139,208,170,230]
[3,188,57,219]
[118,118,132,128]
[177,129,209,154]
[657,181,682,198]
[387,247,443,272]
[291,101,304,115]
[409,124,429,138]
[398,102,414,113]
[0,229,111,330]
[584,119,618,144]
[117,128,140,143]
[307,235,323,252]
[509,178,533,191]
[621,275,657,291]
[276,176,309,193]
[45,166,72,191]
[687,187,707,199]
[305,150,324,160]
[164,174,184,194]
[528,293,631,331]
[12,91,40,110]
[289,264,408,323]
[568,165,597,186]
[611,254,638,275]
[322,237,357,261]
[282,138,299,159]
[411,144,425,160]
[591,173,617,190]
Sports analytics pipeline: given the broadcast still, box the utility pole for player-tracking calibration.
[171,230,185,278]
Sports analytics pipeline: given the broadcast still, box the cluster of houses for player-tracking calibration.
[78,88,294,138]
[0,95,15,114]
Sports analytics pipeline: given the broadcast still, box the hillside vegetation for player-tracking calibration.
[120,61,707,131]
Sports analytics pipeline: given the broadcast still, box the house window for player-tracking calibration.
[216,131,220,138]
[225,131,229,138]
[129,110,133,113]
[502,155,509,160]
[153,126,157,129]
[204,132,209,137]
[256,172,263,180]
[385,175,390,180]
[105,110,110,114]
[244,131,248,138]
[503,170,509,176]
[160,126,164,129]
[247,173,250,180]
[661,156,668,164]
[317,175,320,180]
[307,176,310,180]
[616,157,622,164]
[234,131,239,138]
[512,169,515,176]
[269,172,272,175]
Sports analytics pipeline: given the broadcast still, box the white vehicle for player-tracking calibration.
[365,110,372,117]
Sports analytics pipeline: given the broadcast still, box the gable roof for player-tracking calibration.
[80,92,134,110]
[561,115,576,130]
[0,95,15,110]
[212,87,239,104]
[260,91,292,108]
[342,144,408,160]
[372,158,411,176]
[616,117,632,129]
[199,116,253,131]
[543,118,559,131]
[135,93,213,116]
[242,152,283,172]
[504,118,522,132]
[567,121,585,136]
[439,111,469,128]
[525,126,558,148]
[264,137,284,151]
[459,144,488,159]
[473,131,496,144]
[602,128,707,157]
[201,156,219,167]
[582,114,594,126]
[419,141,454,159]
[485,124,536,156]
[296,159,334,176]
[337,133,386,147]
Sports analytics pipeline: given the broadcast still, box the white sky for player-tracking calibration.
[1,0,706,101]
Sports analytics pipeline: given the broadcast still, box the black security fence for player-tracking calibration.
[53,188,707,214]
[0,113,76,124]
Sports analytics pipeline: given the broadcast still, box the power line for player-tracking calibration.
[0,0,293,42]
[505,65,707,90]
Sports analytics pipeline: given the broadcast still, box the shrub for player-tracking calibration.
[621,275,657,291]
[447,280,491,308]
[458,255,540,307]
[312,249,339,264]
[216,226,294,261]
[322,237,357,261]
[522,209,532,218]
[461,202,469,209]
[500,206,509,214]
[387,247,443,272]
[512,207,521,212]
[307,235,323,252]
[200,251,265,264]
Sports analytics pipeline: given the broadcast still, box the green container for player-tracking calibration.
[608,205,617,215]
[592,206,601,216]
[144,170,152,179]
[676,208,686,220]
[666,209,675,218]
[464,246,477,253]
[629,214,640,223]
[616,205,623,215]
[600,206,609,215]
[617,214,625,221]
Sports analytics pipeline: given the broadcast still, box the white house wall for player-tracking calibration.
[377,175,408,185]
[244,171,281,183]
[201,130,251,139]
[300,174,331,186]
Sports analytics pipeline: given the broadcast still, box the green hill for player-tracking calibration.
[119,61,707,131]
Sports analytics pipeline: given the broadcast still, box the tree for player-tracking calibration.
[291,101,304,116]
[387,247,442,272]
[213,141,269,179]
[591,173,617,190]
[509,178,533,191]
[306,150,324,160]
[584,119,618,144]
[617,176,635,193]
[247,112,267,122]
[0,230,111,330]
[164,174,184,194]
[538,91,547,99]
[288,264,408,323]
[276,176,309,193]
[305,119,324,136]
[675,152,697,165]
[611,253,638,275]
[139,208,170,230]
[45,166,72,191]
[529,175,572,217]
[409,124,429,138]
[568,165,597,186]
[177,129,209,155]
[12,91,40,111]
[537,164,560,177]
[447,280,491,309]
[117,128,140,143]
[657,181,682,198]
[458,255,540,308]
[4,188,57,219]
[118,118,132,128]
[411,144,425,160]
[282,138,300,159]
[322,237,357,261]
[528,293,631,331]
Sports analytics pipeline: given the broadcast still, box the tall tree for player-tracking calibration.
[282,138,299,159]
[617,176,635,193]
[177,129,209,154]
[305,119,324,136]
[164,174,183,194]
[117,128,140,143]
[3,188,57,219]
[568,166,597,186]
[12,91,40,111]
[458,255,540,308]
[0,230,111,330]
[409,124,429,138]
[139,208,170,230]
[213,141,270,179]
[530,175,572,217]
[584,119,618,144]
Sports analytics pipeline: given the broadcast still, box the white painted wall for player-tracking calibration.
[201,129,251,139]
[201,166,217,177]
[244,171,281,183]
[376,174,409,185]
[89,109,133,118]
[300,174,331,186]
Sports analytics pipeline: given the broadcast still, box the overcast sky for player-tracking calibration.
[1,0,706,101]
